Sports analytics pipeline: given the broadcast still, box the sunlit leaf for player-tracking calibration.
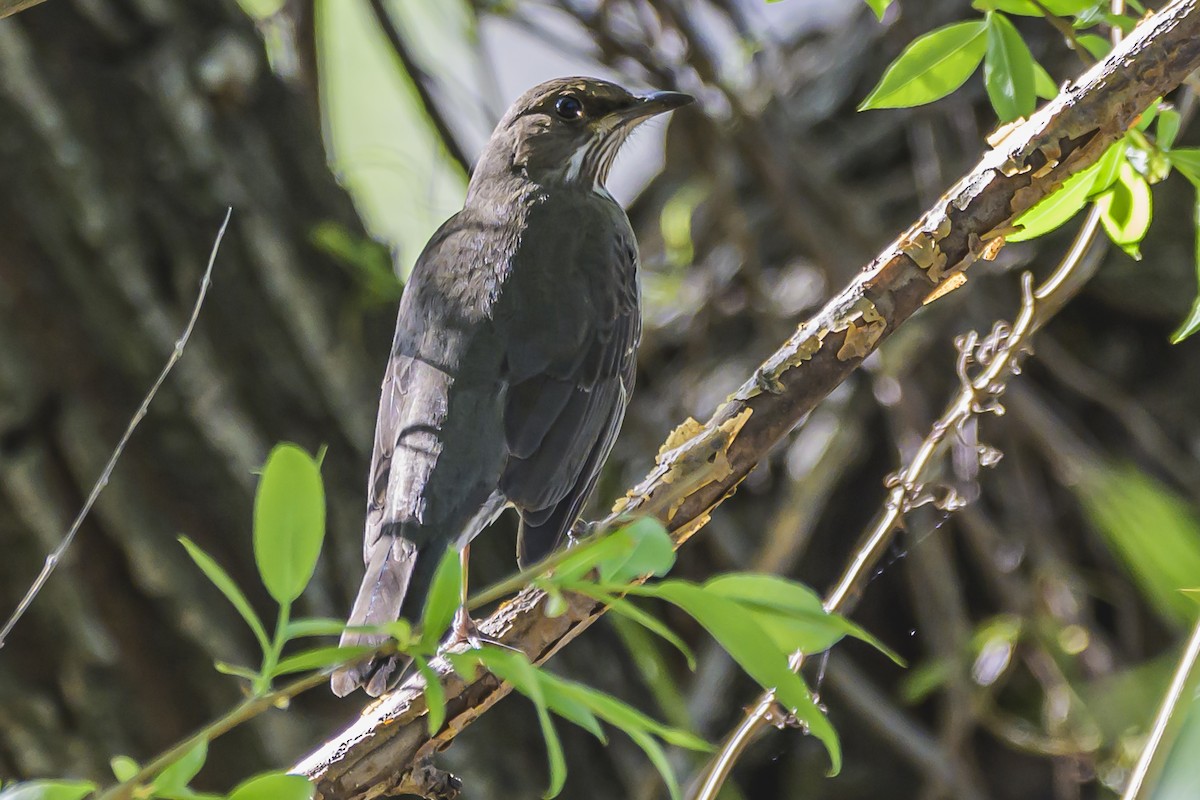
[1096,161,1152,258]
[1032,60,1058,100]
[282,617,348,639]
[1171,150,1200,189]
[859,21,988,110]
[214,661,261,681]
[1158,108,1182,151]
[1077,463,1200,626]
[599,592,696,670]
[227,773,314,800]
[1008,142,1124,241]
[1077,33,1111,60]
[414,656,447,736]
[973,0,1097,14]
[420,547,462,649]
[597,517,675,584]
[641,582,842,774]
[179,536,270,653]
[0,781,97,800]
[153,738,207,795]
[984,13,1037,121]
[110,756,139,783]
[253,444,326,605]
[863,0,894,21]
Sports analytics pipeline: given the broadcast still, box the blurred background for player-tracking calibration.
[2,0,1199,798]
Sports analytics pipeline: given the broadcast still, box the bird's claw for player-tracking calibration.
[447,607,521,653]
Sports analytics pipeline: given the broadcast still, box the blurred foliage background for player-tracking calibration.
[1,0,1199,797]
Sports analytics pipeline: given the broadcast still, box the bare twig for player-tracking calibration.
[1121,614,1200,799]
[0,208,232,650]
[298,3,1200,796]
[0,0,48,21]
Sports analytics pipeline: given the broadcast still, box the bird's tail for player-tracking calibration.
[330,535,440,697]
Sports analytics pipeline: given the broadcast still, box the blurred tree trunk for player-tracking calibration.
[0,0,381,783]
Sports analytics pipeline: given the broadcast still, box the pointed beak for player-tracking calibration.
[616,90,695,124]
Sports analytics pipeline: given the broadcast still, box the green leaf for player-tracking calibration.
[627,729,683,800]
[1077,33,1111,60]
[475,649,567,798]
[1032,60,1058,100]
[420,547,462,648]
[0,782,96,800]
[271,645,373,677]
[597,517,676,584]
[863,0,893,20]
[1096,161,1152,258]
[282,617,347,639]
[600,592,696,670]
[1158,108,1182,151]
[1008,142,1124,241]
[179,536,270,653]
[214,661,261,681]
[153,738,207,794]
[1076,463,1200,625]
[645,582,842,774]
[703,574,904,665]
[1171,196,1200,344]
[227,773,314,800]
[554,679,711,751]
[253,444,326,605]
[859,21,988,111]
[973,0,1097,15]
[1171,149,1200,189]
[414,656,447,736]
[110,756,139,783]
[984,13,1037,121]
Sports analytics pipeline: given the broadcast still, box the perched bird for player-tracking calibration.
[331,77,692,697]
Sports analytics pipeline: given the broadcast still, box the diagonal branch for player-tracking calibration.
[296,3,1200,797]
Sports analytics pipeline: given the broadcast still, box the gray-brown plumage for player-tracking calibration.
[331,77,692,697]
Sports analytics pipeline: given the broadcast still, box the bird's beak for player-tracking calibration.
[616,91,695,124]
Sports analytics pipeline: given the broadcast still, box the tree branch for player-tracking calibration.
[296,2,1200,797]
[0,0,48,21]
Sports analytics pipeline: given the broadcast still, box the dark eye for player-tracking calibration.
[555,95,584,120]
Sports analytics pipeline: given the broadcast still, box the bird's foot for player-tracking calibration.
[446,607,521,653]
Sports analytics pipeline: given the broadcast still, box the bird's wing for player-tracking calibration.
[498,205,640,567]
[334,213,510,696]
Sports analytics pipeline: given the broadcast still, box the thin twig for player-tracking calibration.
[1121,614,1200,799]
[0,208,232,650]
[0,0,48,21]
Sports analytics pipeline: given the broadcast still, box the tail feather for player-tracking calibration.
[331,535,434,697]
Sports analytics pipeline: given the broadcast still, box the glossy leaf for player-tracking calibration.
[1008,142,1124,241]
[414,656,447,736]
[420,547,462,648]
[180,536,270,652]
[1032,60,1058,100]
[153,738,207,795]
[645,582,841,773]
[984,13,1037,121]
[859,21,988,110]
[1158,108,1182,151]
[864,0,894,20]
[110,756,139,783]
[253,444,326,605]
[227,773,315,800]
[597,517,675,584]
[704,574,903,664]
[973,0,1097,14]
[1096,161,1152,258]
[1077,33,1110,60]
[1171,149,1200,188]
[1171,196,1200,344]
[0,782,96,800]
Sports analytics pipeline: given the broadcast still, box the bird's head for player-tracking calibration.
[472,77,693,194]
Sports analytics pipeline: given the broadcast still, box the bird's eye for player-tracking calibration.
[555,95,584,120]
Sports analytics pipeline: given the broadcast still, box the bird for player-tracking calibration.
[330,77,692,697]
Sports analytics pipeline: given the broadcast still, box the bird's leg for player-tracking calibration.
[446,544,521,653]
